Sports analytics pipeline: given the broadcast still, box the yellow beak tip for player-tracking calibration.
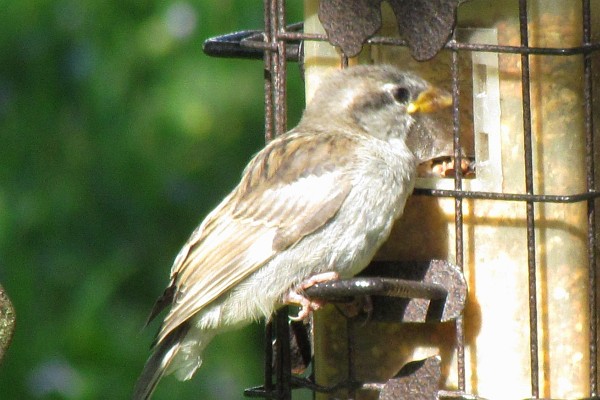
[408,88,452,114]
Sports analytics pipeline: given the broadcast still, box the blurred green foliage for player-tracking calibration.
[0,1,306,398]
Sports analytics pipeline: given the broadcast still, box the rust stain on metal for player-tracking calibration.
[379,356,441,400]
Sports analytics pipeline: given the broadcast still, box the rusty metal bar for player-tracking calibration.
[582,0,598,395]
[341,54,349,68]
[346,318,356,399]
[305,277,448,301]
[273,0,287,136]
[275,308,292,400]
[276,30,600,55]
[413,188,600,203]
[206,29,600,57]
[205,26,600,61]
[268,0,281,139]
[450,35,466,393]
[518,0,540,397]
[263,0,274,142]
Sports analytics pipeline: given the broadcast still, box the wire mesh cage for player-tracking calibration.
[204,1,600,399]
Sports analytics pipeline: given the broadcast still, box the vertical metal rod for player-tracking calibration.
[347,318,356,399]
[275,3,290,397]
[264,321,274,395]
[518,0,540,397]
[263,0,274,142]
[275,308,292,400]
[582,0,598,395]
[269,0,282,138]
[274,0,288,136]
[262,3,275,396]
[451,41,466,393]
[341,54,349,68]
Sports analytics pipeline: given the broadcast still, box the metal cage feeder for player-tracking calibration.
[204,1,600,399]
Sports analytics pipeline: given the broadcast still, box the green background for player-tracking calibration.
[0,1,307,398]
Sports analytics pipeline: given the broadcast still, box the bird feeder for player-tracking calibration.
[204,0,600,399]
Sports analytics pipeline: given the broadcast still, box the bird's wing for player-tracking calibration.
[156,131,358,343]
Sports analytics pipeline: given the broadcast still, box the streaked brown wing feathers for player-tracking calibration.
[157,131,358,343]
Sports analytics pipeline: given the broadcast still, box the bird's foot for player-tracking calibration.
[284,272,340,321]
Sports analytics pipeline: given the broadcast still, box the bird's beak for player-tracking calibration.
[407,87,453,114]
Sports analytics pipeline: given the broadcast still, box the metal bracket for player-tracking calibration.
[375,356,443,400]
[246,260,468,399]
[304,260,467,323]
[318,0,461,60]
[204,0,462,63]
[203,23,303,62]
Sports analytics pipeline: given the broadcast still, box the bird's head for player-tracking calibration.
[300,65,453,163]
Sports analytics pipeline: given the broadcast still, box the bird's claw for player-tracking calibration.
[284,271,340,321]
[287,296,324,321]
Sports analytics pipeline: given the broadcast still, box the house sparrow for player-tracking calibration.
[133,64,452,399]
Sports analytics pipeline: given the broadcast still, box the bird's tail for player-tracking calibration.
[132,323,191,400]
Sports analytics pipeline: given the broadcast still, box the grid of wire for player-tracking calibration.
[238,0,600,398]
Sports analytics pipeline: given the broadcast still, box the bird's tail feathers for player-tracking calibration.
[132,322,191,400]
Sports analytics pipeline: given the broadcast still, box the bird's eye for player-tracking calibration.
[392,87,411,104]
